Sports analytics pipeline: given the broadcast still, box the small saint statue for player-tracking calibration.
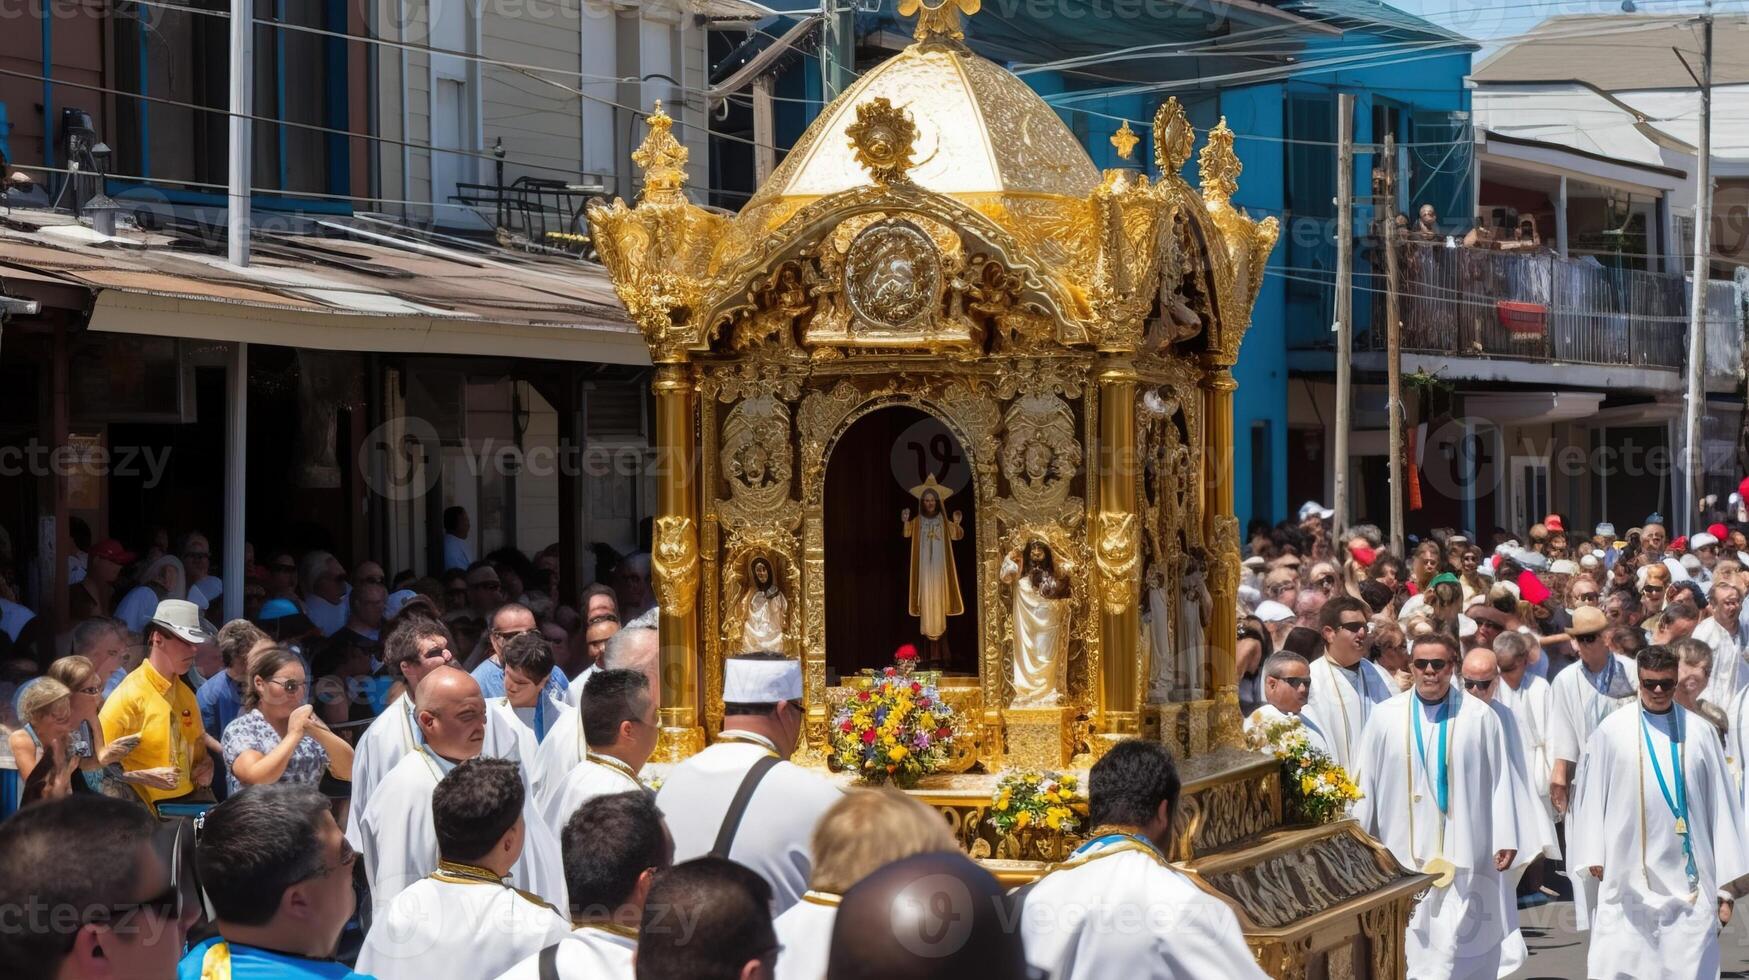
[901,476,965,664]
[1002,538,1072,708]
[735,553,788,654]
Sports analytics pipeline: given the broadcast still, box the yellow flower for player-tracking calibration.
[1046,811,1063,830]
[996,789,1012,811]
[1300,775,1316,794]
[1016,810,1033,828]
[1024,774,1040,785]
[889,745,909,761]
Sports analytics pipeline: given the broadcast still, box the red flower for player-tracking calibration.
[917,697,931,708]
[862,729,878,745]
[895,644,919,661]
[840,720,854,732]
[857,690,871,702]
[910,682,922,694]
[884,667,897,677]
[936,727,952,739]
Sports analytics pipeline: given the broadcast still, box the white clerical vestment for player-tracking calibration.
[1486,698,1562,979]
[1568,704,1749,980]
[772,892,838,980]
[562,665,599,709]
[357,748,568,913]
[1693,616,1749,713]
[1244,704,1329,756]
[1018,835,1267,980]
[654,732,841,913]
[1496,673,1556,822]
[355,865,568,980]
[543,753,643,831]
[1352,690,1524,980]
[1727,687,1749,801]
[345,693,536,847]
[1300,656,1395,774]
[494,924,636,980]
[1546,652,1637,925]
[533,704,587,812]
[496,694,569,745]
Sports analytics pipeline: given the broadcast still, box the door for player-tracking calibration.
[1510,456,1550,536]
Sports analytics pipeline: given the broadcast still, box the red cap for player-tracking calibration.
[1349,543,1378,567]
[1517,570,1551,606]
[1543,514,1564,533]
[1710,523,1729,540]
[89,538,136,565]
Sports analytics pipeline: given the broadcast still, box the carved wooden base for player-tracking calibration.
[1003,705,1077,768]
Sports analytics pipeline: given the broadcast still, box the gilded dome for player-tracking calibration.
[733,41,1101,261]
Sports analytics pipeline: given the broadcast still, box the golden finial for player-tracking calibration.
[845,98,919,184]
[631,100,689,203]
[897,0,980,44]
[1110,120,1139,162]
[1198,116,1241,203]
[1152,97,1194,173]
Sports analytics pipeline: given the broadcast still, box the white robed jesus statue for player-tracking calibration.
[901,475,965,663]
[1002,539,1072,708]
[1569,646,1749,980]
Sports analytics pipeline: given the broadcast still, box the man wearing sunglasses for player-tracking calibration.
[1547,605,1638,821]
[1568,645,1749,979]
[0,796,196,980]
[1301,596,1394,772]
[182,785,363,978]
[1244,651,1327,755]
[1353,633,1525,980]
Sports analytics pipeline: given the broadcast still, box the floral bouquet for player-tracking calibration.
[830,648,956,789]
[987,769,1088,836]
[1246,717,1361,824]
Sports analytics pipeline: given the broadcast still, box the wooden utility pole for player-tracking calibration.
[1382,132,1405,555]
[1332,94,1355,537]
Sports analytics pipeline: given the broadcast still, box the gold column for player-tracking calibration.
[1201,360,1245,749]
[651,362,706,761]
[1096,358,1141,736]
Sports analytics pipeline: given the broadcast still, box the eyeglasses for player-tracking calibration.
[417,646,453,662]
[494,628,538,641]
[266,678,306,695]
[1572,632,1602,644]
[1640,677,1677,692]
[300,839,358,883]
[1642,585,1665,595]
[1266,583,1294,596]
[1275,676,1312,691]
[1333,621,1370,635]
[1462,677,1496,691]
[1312,576,1337,588]
[1411,658,1450,672]
[71,879,181,949]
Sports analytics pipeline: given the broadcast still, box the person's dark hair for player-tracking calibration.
[826,852,1028,980]
[1088,738,1181,830]
[194,784,332,926]
[69,616,127,658]
[217,619,269,670]
[1318,595,1370,631]
[636,858,775,980]
[433,758,525,864]
[1608,625,1648,655]
[242,645,303,711]
[580,582,619,610]
[1410,631,1461,660]
[582,668,652,748]
[443,506,467,535]
[563,791,671,917]
[1670,582,1707,611]
[1662,600,1702,624]
[0,796,159,980]
[1281,626,1326,660]
[1356,580,1393,613]
[1494,556,1524,581]
[383,617,454,679]
[1637,644,1679,673]
[1371,555,1408,583]
[500,630,555,685]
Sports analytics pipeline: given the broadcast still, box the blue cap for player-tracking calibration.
[1645,512,1666,526]
[258,597,303,620]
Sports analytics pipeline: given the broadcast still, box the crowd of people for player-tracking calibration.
[1239,498,1749,979]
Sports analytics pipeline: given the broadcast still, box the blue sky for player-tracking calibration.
[1392,0,1745,53]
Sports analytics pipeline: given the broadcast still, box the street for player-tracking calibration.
[1513,902,1749,979]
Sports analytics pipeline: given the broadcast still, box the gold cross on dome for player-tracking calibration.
[898,0,981,43]
[1110,120,1139,161]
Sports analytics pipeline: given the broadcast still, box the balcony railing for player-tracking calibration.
[1363,244,1708,369]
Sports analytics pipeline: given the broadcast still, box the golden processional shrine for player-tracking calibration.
[589,4,1428,976]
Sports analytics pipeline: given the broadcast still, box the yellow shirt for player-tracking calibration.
[99,659,208,804]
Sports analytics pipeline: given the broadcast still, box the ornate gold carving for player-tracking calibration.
[1154,98,1194,173]
[1003,705,1076,769]
[846,98,920,184]
[898,0,980,43]
[1199,832,1403,929]
[1094,511,1140,615]
[1360,905,1400,980]
[651,516,700,617]
[1173,765,1278,858]
[998,393,1083,525]
[1197,119,1281,366]
[718,395,795,522]
[844,219,943,330]
[1110,120,1139,161]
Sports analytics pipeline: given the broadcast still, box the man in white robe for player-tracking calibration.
[1492,632,1555,823]
[1019,738,1268,980]
[1569,645,1749,980]
[355,667,567,912]
[346,620,534,847]
[1243,650,1328,755]
[1691,581,1749,711]
[494,790,672,980]
[655,655,841,914]
[1301,596,1395,772]
[544,669,657,830]
[534,624,660,811]
[357,757,568,979]
[1352,633,1523,980]
[1545,605,1637,922]
[1459,647,1561,978]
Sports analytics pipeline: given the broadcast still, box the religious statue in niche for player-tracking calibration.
[731,552,789,655]
[1002,538,1073,708]
[901,475,965,663]
[1177,551,1211,698]
[1144,554,1176,703]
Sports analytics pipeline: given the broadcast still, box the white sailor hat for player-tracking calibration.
[724,655,803,703]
